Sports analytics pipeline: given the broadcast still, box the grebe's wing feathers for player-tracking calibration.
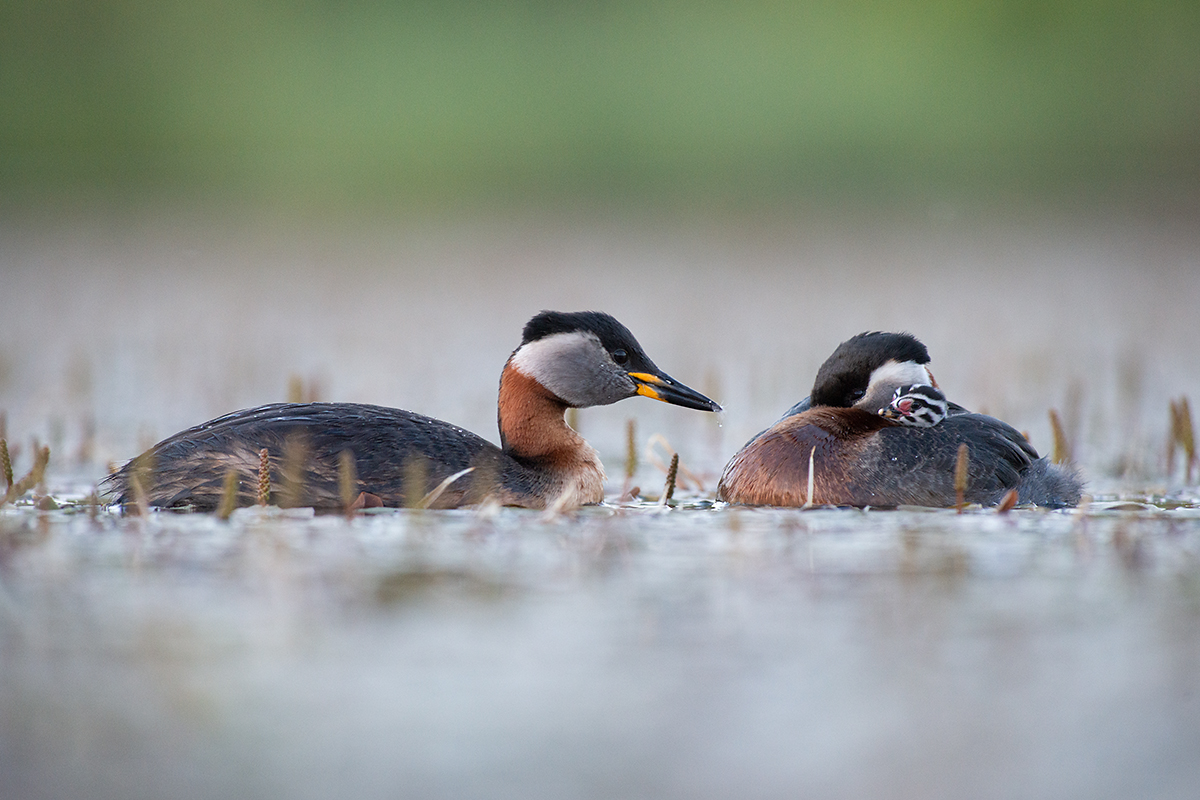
[863,413,1037,506]
[105,403,516,511]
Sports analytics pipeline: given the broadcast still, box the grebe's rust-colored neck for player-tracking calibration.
[497,361,606,506]
[498,363,573,458]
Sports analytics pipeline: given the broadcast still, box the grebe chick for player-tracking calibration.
[717,331,1081,508]
[107,311,721,512]
[880,383,948,428]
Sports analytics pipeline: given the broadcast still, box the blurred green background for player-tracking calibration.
[3,0,1198,212]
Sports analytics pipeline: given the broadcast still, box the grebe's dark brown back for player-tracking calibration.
[718,331,1081,508]
[107,311,721,511]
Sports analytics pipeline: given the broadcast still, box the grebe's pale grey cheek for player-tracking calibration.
[509,331,637,407]
[855,358,934,412]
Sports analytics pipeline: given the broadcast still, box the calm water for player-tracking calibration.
[2,211,1200,798]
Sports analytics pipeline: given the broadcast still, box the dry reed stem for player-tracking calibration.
[287,375,305,404]
[954,443,970,513]
[257,448,271,506]
[1168,399,1180,475]
[32,445,49,494]
[1178,396,1196,483]
[1049,409,1071,464]
[86,488,101,522]
[338,449,357,517]
[678,463,704,493]
[0,439,12,490]
[543,486,575,519]
[216,469,240,520]
[418,467,475,509]
[129,451,150,517]
[280,434,310,508]
[659,453,679,507]
[77,415,96,466]
[287,375,321,404]
[468,452,499,505]
[1167,397,1196,481]
[4,443,52,505]
[644,434,704,492]
[403,455,429,509]
[803,446,816,510]
[996,488,1019,514]
[130,476,149,517]
[624,418,637,490]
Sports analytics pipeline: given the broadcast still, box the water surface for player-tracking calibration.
[2,213,1200,798]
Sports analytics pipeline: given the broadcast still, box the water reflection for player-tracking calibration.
[3,503,1200,799]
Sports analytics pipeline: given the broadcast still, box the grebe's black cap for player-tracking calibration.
[523,311,646,357]
[811,331,930,408]
[521,310,721,412]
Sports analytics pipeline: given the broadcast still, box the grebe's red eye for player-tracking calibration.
[612,349,628,365]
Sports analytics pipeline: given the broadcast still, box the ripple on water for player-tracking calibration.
[3,499,1200,799]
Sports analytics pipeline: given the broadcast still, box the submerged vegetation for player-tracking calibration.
[1,436,50,508]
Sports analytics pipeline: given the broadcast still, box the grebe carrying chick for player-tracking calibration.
[107,311,721,511]
[717,331,1082,508]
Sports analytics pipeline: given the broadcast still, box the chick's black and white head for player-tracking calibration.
[810,331,934,412]
[509,311,720,412]
[879,383,949,428]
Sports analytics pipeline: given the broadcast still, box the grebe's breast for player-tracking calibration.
[717,407,895,507]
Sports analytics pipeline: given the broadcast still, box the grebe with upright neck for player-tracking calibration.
[107,311,721,511]
[717,331,1081,508]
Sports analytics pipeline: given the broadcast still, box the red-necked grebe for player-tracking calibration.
[107,310,721,511]
[717,331,1081,508]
